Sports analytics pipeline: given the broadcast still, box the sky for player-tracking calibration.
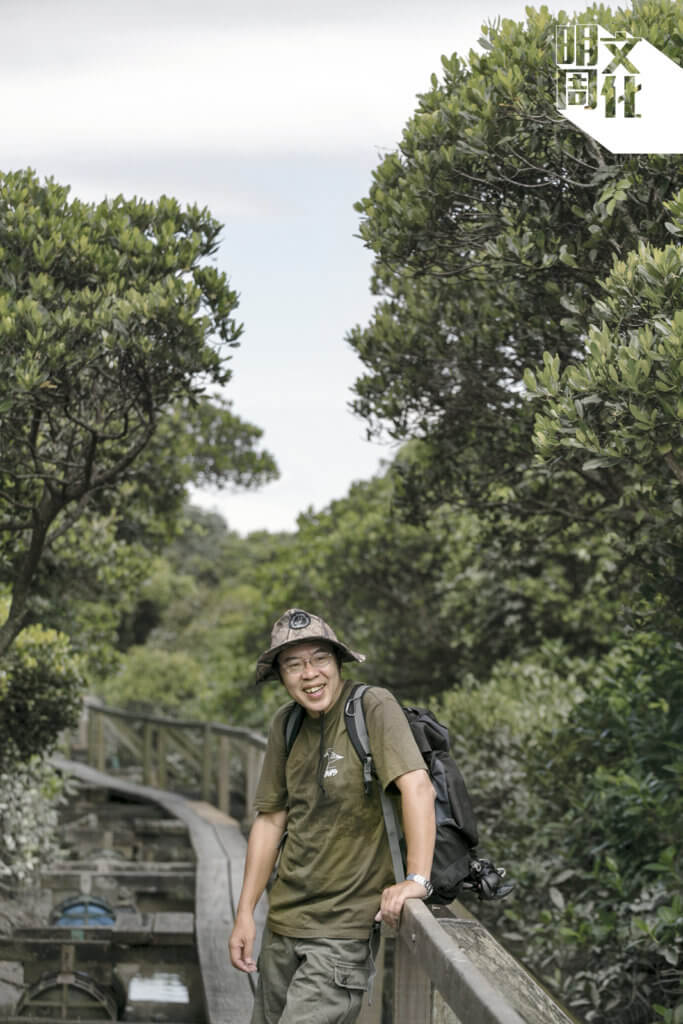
[3,0,544,534]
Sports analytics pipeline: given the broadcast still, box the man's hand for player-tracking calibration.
[229,913,258,973]
[374,878,428,930]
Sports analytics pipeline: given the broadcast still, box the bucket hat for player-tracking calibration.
[255,608,365,683]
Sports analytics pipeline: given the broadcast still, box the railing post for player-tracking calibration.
[88,708,106,773]
[201,723,213,802]
[87,705,97,767]
[218,736,231,815]
[158,726,167,789]
[143,722,153,785]
[244,746,264,826]
[394,928,432,1024]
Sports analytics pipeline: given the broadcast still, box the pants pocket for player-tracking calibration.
[333,961,374,1024]
[333,962,373,992]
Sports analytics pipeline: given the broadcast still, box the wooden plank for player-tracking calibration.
[143,721,153,785]
[201,723,213,802]
[164,724,204,774]
[152,912,195,937]
[157,727,168,789]
[439,912,574,1024]
[357,934,385,1024]
[217,735,231,815]
[244,745,264,827]
[86,706,97,768]
[89,710,105,773]
[394,925,432,1024]
[398,901,526,1024]
[100,714,144,763]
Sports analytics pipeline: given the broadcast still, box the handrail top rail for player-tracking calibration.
[84,695,268,750]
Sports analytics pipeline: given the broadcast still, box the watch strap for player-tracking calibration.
[406,873,434,898]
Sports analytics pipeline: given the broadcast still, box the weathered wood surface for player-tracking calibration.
[439,904,574,1024]
[50,755,258,1024]
[393,900,574,1024]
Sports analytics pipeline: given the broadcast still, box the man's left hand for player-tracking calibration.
[375,878,428,930]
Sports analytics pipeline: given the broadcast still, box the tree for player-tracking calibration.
[0,169,277,658]
[526,190,683,618]
[0,594,82,771]
[348,1,683,510]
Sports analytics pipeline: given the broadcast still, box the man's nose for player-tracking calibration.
[301,658,319,678]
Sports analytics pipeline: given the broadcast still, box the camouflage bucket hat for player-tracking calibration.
[255,608,365,683]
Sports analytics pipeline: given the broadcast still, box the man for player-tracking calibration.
[229,608,436,1024]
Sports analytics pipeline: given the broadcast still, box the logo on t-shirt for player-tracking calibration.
[322,749,344,779]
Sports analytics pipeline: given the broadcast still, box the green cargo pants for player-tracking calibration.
[250,928,375,1024]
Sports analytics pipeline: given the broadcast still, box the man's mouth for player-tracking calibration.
[303,684,325,697]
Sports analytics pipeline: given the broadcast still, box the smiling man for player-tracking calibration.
[228,608,436,1024]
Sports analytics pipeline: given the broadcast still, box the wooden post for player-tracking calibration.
[87,706,98,768]
[357,934,385,1024]
[158,726,167,789]
[244,746,264,826]
[95,710,105,773]
[218,736,231,815]
[201,723,213,802]
[143,722,154,785]
[394,927,432,1024]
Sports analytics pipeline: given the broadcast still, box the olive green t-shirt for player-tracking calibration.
[253,681,426,939]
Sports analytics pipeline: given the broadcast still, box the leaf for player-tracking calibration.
[549,886,565,912]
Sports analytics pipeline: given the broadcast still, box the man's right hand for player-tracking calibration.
[229,914,257,973]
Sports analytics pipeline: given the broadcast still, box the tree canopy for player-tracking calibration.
[0,169,277,658]
[348,1,683,510]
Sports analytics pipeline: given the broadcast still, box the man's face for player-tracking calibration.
[277,640,344,717]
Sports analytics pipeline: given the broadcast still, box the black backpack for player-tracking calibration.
[284,683,513,903]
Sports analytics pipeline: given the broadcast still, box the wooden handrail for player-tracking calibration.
[82,696,267,747]
[70,699,267,825]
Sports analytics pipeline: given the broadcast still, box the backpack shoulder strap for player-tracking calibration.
[284,702,306,755]
[344,683,405,884]
[344,684,373,792]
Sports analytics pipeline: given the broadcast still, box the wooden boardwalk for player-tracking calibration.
[49,754,267,1024]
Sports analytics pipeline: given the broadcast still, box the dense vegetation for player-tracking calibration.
[1,4,682,1022]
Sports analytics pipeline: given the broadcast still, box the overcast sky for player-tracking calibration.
[3,0,543,534]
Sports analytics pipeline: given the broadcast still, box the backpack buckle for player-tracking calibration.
[362,755,373,795]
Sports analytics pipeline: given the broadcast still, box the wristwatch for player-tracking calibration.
[406,873,434,899]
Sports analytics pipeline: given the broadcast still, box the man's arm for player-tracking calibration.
[375,768,435,930]
[229,809,288,972]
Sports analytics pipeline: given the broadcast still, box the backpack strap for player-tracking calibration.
[344,684,406,885]
[284,702,306,755]
[343,684,374,793]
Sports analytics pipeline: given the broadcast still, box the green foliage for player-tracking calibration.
[0,595,83,771]
[0,168,276,659]
[0,757,64,882]
[101,645,207,714]
[436,632,682,1023]
[100,507,290,728]
[526,190,683,619]
[348,1,683,507]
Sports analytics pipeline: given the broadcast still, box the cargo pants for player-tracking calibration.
[250,928,376,1024]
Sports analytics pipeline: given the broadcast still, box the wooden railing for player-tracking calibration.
[67,699,575,1024]
[69,697,266,825]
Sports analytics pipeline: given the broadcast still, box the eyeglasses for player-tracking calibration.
[280,651,333,676]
